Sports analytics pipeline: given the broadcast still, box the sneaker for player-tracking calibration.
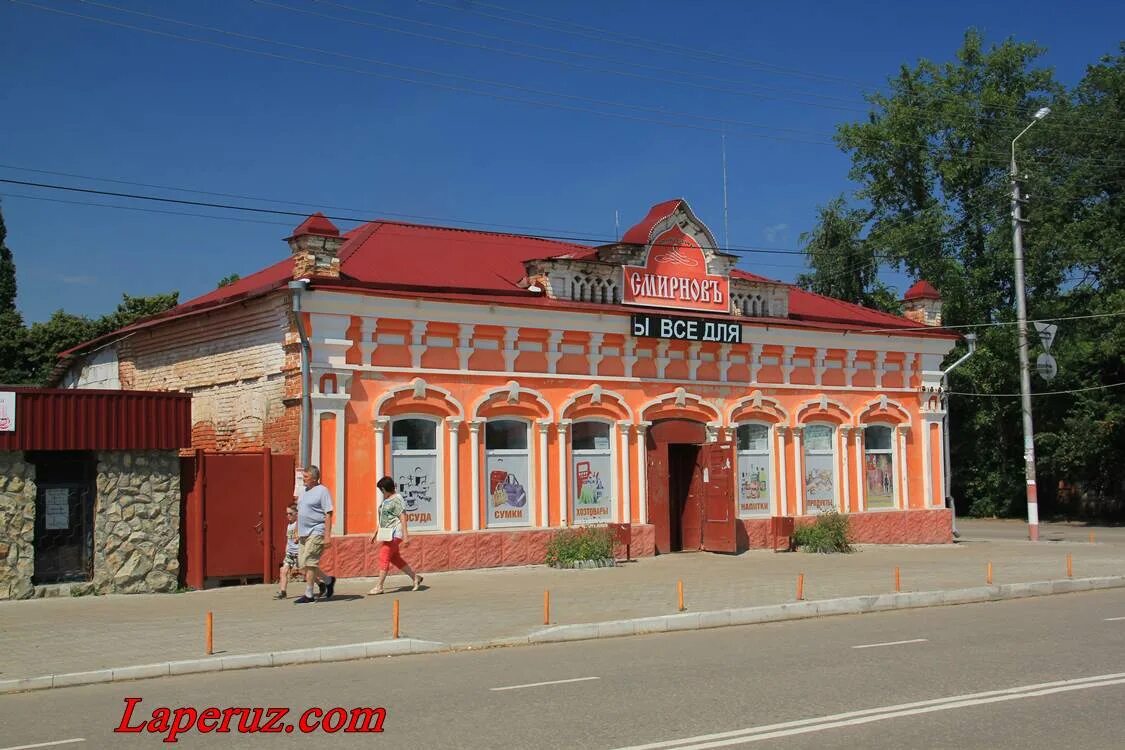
[412,575,424,592]
[316,581,326,597]
[324,576,336,600]
[294,595,316,604]
[273,590,286,600]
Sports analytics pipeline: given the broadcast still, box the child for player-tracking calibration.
[273,504,300,599]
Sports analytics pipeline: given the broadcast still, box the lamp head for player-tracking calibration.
[1033,107,1051,120]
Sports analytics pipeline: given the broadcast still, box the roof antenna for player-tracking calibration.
[722,131,730,250]
[615,209,620,241]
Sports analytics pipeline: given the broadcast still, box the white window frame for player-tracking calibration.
[802,422,838,514]
[570,418,616,525]
[862,423,897,512]
[483,417,534,528]
[389,415,444,532]
[735,422,774,519]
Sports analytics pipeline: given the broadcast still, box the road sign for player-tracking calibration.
[1036,353,1058,381]
[1033,322,1058,351]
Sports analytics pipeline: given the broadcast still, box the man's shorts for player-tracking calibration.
[298,535,325,569]
[283,551,299,569]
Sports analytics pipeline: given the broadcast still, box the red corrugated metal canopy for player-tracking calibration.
[0,388,191,451]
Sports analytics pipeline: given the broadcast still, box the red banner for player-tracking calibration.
[622,226,729,313]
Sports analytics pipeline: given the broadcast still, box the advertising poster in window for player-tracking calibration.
[865,454,895,509]
[737,454,771,517]
[572,453,613,523]
[486,454,530,527]
[804,454,836,513]
[393,455,439,530]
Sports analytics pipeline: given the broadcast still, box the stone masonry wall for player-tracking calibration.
[0,452,37,600]
[93,451,181,594]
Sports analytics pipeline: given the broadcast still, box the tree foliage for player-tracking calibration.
[803,35,1125,519]
[796,197,901,313]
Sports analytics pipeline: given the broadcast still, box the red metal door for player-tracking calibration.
[203,453,264,577]
[182,450,297,589]
[701,441,738,553]
[647,444,671,554]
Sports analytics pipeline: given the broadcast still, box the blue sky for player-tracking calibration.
[1,0,1121,323]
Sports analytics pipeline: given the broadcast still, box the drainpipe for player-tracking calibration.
[288,279,312,471]
[940,332,977,537]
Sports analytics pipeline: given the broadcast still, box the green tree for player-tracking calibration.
[0,207,28,383]
[796,197,901,313]
[21,311,99,385]
[217,273,240,288]
[815,33,1124,519]
[95,292,179,337]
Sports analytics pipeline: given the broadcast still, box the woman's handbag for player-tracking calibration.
[376,527,395,542]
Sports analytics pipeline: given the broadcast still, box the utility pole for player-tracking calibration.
[1010,107,1050,542]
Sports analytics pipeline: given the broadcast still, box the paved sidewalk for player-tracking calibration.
[2,520,1123,685]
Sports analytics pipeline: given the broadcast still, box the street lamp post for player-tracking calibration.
[1010,106,1050,542]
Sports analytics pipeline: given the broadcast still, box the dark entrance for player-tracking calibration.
[647,420,737,554]
[28,451,97,584]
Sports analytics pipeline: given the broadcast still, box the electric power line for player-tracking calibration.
[948,381,1125,397]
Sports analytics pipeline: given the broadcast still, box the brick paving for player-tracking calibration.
[1,519,1122,683]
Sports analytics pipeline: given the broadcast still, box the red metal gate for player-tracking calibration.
[700,441,738,553]
[181,449,296,589]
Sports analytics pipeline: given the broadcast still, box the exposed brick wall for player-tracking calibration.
[114,295,293,453]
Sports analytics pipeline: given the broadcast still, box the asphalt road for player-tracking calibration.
[2,589,1124,749]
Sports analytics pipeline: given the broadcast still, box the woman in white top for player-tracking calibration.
[369,475,425,595]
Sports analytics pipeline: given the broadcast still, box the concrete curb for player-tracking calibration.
[0,639,447,695]
[528,575,1125,644]
[4,576,1121,694]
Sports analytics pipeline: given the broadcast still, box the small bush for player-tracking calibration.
[545,526,615,567]
[792,510,854,553]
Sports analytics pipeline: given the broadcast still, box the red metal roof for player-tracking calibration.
[288,211,340,238]
[621,199,685,245]
[903,280,941,300]
[58,211,955,368]
[0,388,192,451]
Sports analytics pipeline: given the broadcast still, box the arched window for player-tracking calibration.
[571,421,613,524]
[484,419,531,527]
[803,423,837,514]
[736,423,772,518]
[390,418,439,531]
[863,425,895,510]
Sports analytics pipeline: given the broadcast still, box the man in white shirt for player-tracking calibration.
[295,466,336,604]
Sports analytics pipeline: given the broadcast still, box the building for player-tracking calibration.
[0,387,191,599]
[55,199,958,574]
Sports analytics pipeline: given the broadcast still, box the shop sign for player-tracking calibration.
[622,226,729,313]
[0,391,14,432]
[631,313,741,343]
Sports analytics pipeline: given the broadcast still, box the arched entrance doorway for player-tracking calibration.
[646,419,737,554]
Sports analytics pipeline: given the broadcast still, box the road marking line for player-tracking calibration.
[610,672,1125,750]
[1105,616,1125,621]
[1,740,85,750]
[852,638,929,649]
[490,676,600,692]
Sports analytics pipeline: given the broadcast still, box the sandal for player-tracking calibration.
[367,586,384,595]
[412,576,424,591]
